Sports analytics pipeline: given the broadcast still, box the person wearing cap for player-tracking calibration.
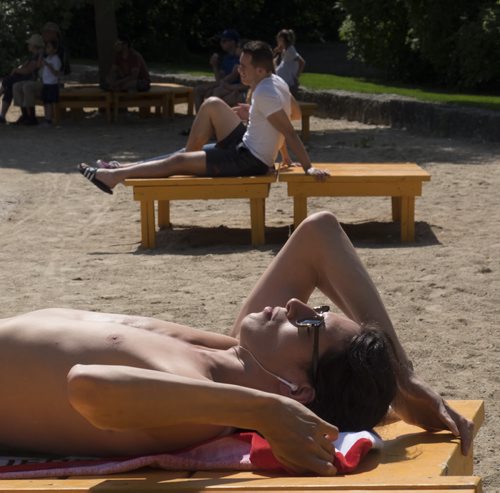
[194,29,242,112]
[0,34,44,124]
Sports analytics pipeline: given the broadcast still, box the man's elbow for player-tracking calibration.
[67,364,119,430]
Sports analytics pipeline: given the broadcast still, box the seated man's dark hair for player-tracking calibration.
[308,328,397,431]
[242,40,275,73]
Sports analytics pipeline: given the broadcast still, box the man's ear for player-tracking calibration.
[279,381,316,404]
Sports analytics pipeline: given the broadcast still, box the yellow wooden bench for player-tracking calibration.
[0,400,484,492]
[124,173,277,248]
[278,162,431,242]
[113,83,194,121]
[52,85,113,124]
[153,82,195,117]
[298,101,318,141]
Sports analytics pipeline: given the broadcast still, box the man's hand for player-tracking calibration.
[232,103,250,121]
[392,372,474,455]
[259,396,338,475]
[306,167,330,181]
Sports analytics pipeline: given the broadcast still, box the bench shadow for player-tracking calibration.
[131,220,439,255]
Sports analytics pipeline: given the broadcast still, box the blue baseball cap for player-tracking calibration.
[220,29,240,42]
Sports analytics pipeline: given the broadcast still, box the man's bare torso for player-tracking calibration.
[0,309,235,456]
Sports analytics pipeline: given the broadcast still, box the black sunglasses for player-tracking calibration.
[296,305,330,384]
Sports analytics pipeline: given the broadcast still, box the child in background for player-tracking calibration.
[273,29,305,97]
[40,40,62,125]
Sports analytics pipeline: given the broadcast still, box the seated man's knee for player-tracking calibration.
[201,96,226,111]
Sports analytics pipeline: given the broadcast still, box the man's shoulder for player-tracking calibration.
[255,75,288,94]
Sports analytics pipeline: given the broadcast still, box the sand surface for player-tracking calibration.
[0,102,499,489]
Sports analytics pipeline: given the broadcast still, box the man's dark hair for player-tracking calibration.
[242,40,275,73]
[308,328,397,431]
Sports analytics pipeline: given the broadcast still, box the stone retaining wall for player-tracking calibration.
[75,67,500,142]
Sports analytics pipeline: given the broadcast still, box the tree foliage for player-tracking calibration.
[338,0,500,88]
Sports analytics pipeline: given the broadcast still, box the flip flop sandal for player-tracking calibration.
[78,164,113,195]
[96,159,121,169]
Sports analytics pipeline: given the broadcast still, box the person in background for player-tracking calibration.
[39,39,62,126]
[0,34,44,124]
[273,29,305,97]
[194,29,242,112]
[104,35,150,92]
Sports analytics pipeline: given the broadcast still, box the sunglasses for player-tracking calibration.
[296,305,330,384]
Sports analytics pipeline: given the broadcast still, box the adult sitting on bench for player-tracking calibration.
[78,40,328,195]
[0,212,472,475]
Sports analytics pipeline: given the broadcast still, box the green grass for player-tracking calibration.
[73,58,500,111]
[300,73,500,111]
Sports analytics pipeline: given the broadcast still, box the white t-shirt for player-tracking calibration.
[41,54,61,85]
[276,45,300,88]
[242,74,291,167]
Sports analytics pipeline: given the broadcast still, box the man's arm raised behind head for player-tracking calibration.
[67,364,338,475]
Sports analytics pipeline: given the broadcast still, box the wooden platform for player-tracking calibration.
[124,173,277,248]
[112,83,194,121]
[0,400,484,492]
[55,85,113,123]
[278,162,431,242]
[48,83,193,123]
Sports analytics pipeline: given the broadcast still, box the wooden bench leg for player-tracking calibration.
[250,198,265,246]
[158,200,171,229]
[391,196,401,221]
[400,196,415,242]
[187,92,194,116]
[293,196,308,229]
[105,102,112,123]
[52,103,59,124]
[140,199,156,248]
[301,115,310,141]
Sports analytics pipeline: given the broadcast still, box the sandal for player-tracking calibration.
[78,163,113,194]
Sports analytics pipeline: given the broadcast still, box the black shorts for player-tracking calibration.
[205,123,270,177]
[42,84,59,103]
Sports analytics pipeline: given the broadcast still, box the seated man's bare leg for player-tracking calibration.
[194,82,218,112]
[184,97,241,152]
[82,151,208,189]
[231,211,394,337]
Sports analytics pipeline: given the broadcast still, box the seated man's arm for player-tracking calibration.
[267,109,328,178]
[68,364,338,475]
[290,95,302,121]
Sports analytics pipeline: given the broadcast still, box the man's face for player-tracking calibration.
[238,52,262,87]
[239,299,361,380]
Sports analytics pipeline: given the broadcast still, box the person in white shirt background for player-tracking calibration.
[274,29,306,97]
[39,39,62,125]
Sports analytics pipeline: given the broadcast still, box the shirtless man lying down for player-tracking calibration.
[0,212,473,475]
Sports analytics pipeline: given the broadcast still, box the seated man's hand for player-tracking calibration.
[259,396,338,475]
[306,167,330,181]
[392,372,474,455]
[278,161,301,169]
[232,103,250,121]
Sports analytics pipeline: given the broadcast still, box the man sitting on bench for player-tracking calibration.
[0,212,472,475]
[78,40,328,195]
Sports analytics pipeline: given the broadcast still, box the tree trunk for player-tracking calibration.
[94,0,118,87]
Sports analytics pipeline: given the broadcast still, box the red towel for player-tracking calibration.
[0,430,381,478]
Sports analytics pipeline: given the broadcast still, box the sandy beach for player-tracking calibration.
[0,102,499,489]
